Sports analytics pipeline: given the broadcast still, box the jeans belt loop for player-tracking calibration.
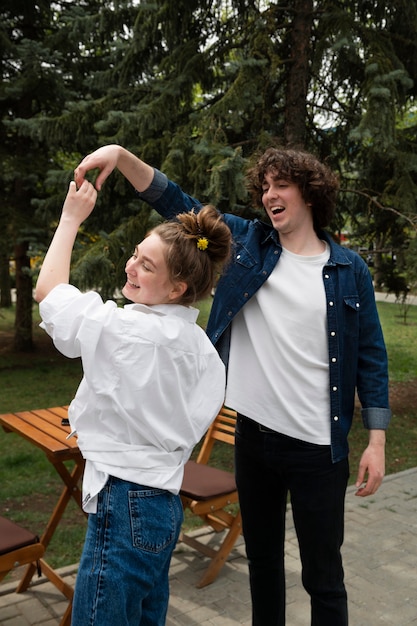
[258,423,275,434]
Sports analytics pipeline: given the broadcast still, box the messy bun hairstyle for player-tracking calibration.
[151,205,232,306]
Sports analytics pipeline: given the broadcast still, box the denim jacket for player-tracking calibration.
[138,169,391,462]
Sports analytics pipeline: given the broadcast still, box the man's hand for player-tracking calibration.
[354,429,386,497]
[75,145,122,190]
[74,144,154,192]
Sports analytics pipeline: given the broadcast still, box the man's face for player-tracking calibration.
[261,171,312,236]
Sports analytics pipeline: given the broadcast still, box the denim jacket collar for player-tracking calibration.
[258,222,352,268]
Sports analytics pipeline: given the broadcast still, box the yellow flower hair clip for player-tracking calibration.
[197,237,209,251]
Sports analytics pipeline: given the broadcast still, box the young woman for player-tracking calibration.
[35,179,232,626]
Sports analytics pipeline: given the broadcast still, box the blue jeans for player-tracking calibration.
[71,476,183,626]
[235,415,349,626]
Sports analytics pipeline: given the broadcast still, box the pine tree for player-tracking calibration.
[0,1,70,350]
[2,0,417,351]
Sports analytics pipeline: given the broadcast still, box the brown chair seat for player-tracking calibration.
[0,516,40,555]
[0,516,72,625]
[181,460,237,500]
[0,516,44,580]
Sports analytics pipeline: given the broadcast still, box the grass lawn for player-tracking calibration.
[0,296,416,573]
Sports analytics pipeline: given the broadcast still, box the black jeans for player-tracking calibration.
[235,414,349,626]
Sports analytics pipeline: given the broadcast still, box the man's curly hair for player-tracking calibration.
[246,147,340,233]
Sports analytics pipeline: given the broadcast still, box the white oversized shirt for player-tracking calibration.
[39,284,226,512]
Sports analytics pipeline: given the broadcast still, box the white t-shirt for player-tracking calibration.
[226,244,331,445]
[40,284,226,512]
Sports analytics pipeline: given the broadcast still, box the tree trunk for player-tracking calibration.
[284,0,314,148]
[13,241,34,352]
[0,253,12,307]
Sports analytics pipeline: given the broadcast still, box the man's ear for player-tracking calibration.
[168,281,188,302]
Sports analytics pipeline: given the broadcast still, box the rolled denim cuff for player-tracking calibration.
[361,406,391,430]
[137,168,168,202]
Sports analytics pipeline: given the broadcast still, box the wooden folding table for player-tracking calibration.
[0,405,86,625]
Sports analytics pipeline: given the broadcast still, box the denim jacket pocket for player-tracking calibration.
[343,295,360,337]
[234,242,257,268]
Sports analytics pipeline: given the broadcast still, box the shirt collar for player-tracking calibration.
[125,302,199,323]
[255,220,352,266]
[257,219,281,245]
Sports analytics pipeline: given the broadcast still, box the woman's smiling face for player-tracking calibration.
[122,233,184,306]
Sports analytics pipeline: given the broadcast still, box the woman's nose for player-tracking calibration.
[125,258,135,273]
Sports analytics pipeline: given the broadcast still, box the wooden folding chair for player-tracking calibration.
[0,516,73,626]
[0,516,45,583]
[180,406,242,587]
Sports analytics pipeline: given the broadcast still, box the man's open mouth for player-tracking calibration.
[271,206,285,215]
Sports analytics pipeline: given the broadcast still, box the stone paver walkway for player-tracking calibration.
[1,467,417,624]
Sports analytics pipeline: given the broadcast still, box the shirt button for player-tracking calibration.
[332,386,337,392]
[262,270,267,275]
[228,311,233,317]
[356,302,360,308]
[274,250,279,255]
[324,274,329,279]
[333,416,339,421]
[329,301,334,306]
[331,357,337,363]
[236,254,241,260]
[244,293,249,298]
[330,331,336,337]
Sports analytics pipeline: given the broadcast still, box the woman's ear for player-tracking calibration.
[168,281,188,302]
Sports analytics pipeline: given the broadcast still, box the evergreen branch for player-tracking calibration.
[340,187,417,231]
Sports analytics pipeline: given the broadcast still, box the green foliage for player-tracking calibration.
[1,0,417,349]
